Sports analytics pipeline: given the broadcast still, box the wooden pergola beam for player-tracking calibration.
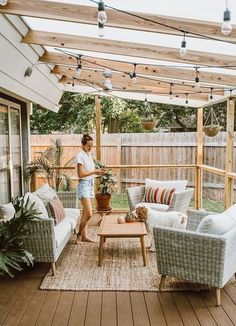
[53,66,223,97]
[42,52,236,87]
[2,0,236,42]
[59,76,209,101]
[22,31,236,68]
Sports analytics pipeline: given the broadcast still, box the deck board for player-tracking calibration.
[1,263,236,326]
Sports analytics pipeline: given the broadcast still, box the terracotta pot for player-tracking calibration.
[141,120,156,130]
[95,193,111,211]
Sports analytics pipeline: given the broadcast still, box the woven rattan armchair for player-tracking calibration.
[126,185,193,214]
[153,208,236,306]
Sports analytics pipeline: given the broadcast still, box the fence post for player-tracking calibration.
[195,107,203,209]
[224,97,235,209]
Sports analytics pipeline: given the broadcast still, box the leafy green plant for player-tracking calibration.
[95,161,118,195]
[25,139,73,191]
[0,196,40,277]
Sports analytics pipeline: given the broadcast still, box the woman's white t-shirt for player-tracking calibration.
[75,149,95,180]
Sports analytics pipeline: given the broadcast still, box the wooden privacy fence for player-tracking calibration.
[31,132,236,211]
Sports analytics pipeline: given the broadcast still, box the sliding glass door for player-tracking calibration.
[0,99,23,204]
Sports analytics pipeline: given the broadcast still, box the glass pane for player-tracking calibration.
[0,105,9,169]
[0,171,10,204]
[10,108,21,166]
[13,167,21,197]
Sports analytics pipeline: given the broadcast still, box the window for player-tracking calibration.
[0,99,23,204]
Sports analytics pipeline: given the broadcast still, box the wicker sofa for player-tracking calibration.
[153,208,236,306]
[22,186,80,276]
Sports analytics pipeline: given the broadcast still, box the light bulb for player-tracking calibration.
[98,23,105,37]
[179,40,187,57]
[221,8,232,35]
[131,73,137,84]
[104,78,112,91]
[0,0,8,6]
[169,92,173,100]
[98,1,107,24]
[221,20,232,35]
[76,65,82,77]
[195,80,201,89]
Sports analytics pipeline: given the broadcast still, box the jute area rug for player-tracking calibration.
[40,227,207,292]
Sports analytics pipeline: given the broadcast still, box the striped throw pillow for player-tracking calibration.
[46,196,65,225]
[144,186,176,205]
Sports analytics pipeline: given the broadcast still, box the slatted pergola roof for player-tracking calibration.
[1,0,236,108]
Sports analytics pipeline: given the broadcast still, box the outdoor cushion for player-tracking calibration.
[46,196,65,225]
[64,208,80,230]
[137,202,169,212]
[196,213,236,235]
[144,186,175,205]
[54,220,72,248]
[145,178,187,192]
[34,183,59,205]
[24,192,49,219]
[224,205,236,223]
[0,203,15,221]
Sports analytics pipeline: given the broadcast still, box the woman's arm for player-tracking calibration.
[77,163,102,178]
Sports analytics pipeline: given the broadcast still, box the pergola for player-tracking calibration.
[1,0,236,209]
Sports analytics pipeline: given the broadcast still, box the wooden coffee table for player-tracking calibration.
[97,215,147,267]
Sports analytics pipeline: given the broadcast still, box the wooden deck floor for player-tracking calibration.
[1,263,236,326]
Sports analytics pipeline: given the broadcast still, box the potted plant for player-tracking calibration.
[95,161,118,211]
[140,96,157,130]
[203,107,222,137]
[25,139,76,208]
[0,196,40,277]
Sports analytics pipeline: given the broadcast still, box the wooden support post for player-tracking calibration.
[30,171,37,192]
[224,98,235,209]
[95,95,102,162]
[195,107,204,209]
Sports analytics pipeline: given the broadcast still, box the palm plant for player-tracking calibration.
[25,139,73,191]
[0,196,40,277]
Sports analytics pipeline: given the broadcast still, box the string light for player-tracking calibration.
[210,88,214,100]
[0,0,8,5]
[98,22,105,37]
[194,67,201,89]
[103,68,112,91]
[76,56,82,77]
[185,93,189,106]
[98,0,107,24]
[144,93,148,105]
[130,64,137,83]
[169,83,174,99]
[222,0,232,35]
[72,77,75,87]
[179,32,187,57]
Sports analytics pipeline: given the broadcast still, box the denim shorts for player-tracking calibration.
[77,179,94,199]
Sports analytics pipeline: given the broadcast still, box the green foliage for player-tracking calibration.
[0,196,40,277]
[30,92,230,134]
[25,139,73,191]
[95,161,117,195]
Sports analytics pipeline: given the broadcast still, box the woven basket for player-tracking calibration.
[203,125,221,137]
[141,120,156,130]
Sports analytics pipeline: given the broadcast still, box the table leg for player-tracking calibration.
[140,235,147,266]
[98,236,105,267]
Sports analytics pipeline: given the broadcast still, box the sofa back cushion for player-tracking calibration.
[0,203,15,221]
[196,213,236,235]
[224,205,236,223]
[145,178,187,192]
[24,192,49,219]
[144,186,176,205]
[34,183,59,205]
[46,196,65,225]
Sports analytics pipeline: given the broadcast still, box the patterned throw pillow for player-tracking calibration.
[144,186,176,205]
[46,196,65,225]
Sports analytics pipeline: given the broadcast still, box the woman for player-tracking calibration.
[75,134,104,243]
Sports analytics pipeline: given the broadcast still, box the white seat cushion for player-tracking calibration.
[145,178,187,192]
[24,192,49,219]
[224,205,236,223]
[54,220,72,247]
[138,202,169,212]
[64,208,80,229]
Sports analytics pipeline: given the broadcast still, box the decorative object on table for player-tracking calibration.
[94,161,117,211]
[0,196,40,277]
[117,216,126,224]
[203,107,222,137]
[140,94,157,130]
[125,211,137,223]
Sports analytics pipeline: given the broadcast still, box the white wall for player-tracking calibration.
[0,14,63,112]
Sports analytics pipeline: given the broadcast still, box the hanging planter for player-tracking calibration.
[141,96,157,130]
[141,118,157,130]
[203,107,222,137]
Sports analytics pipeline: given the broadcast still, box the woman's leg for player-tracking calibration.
[76,198,93,243]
